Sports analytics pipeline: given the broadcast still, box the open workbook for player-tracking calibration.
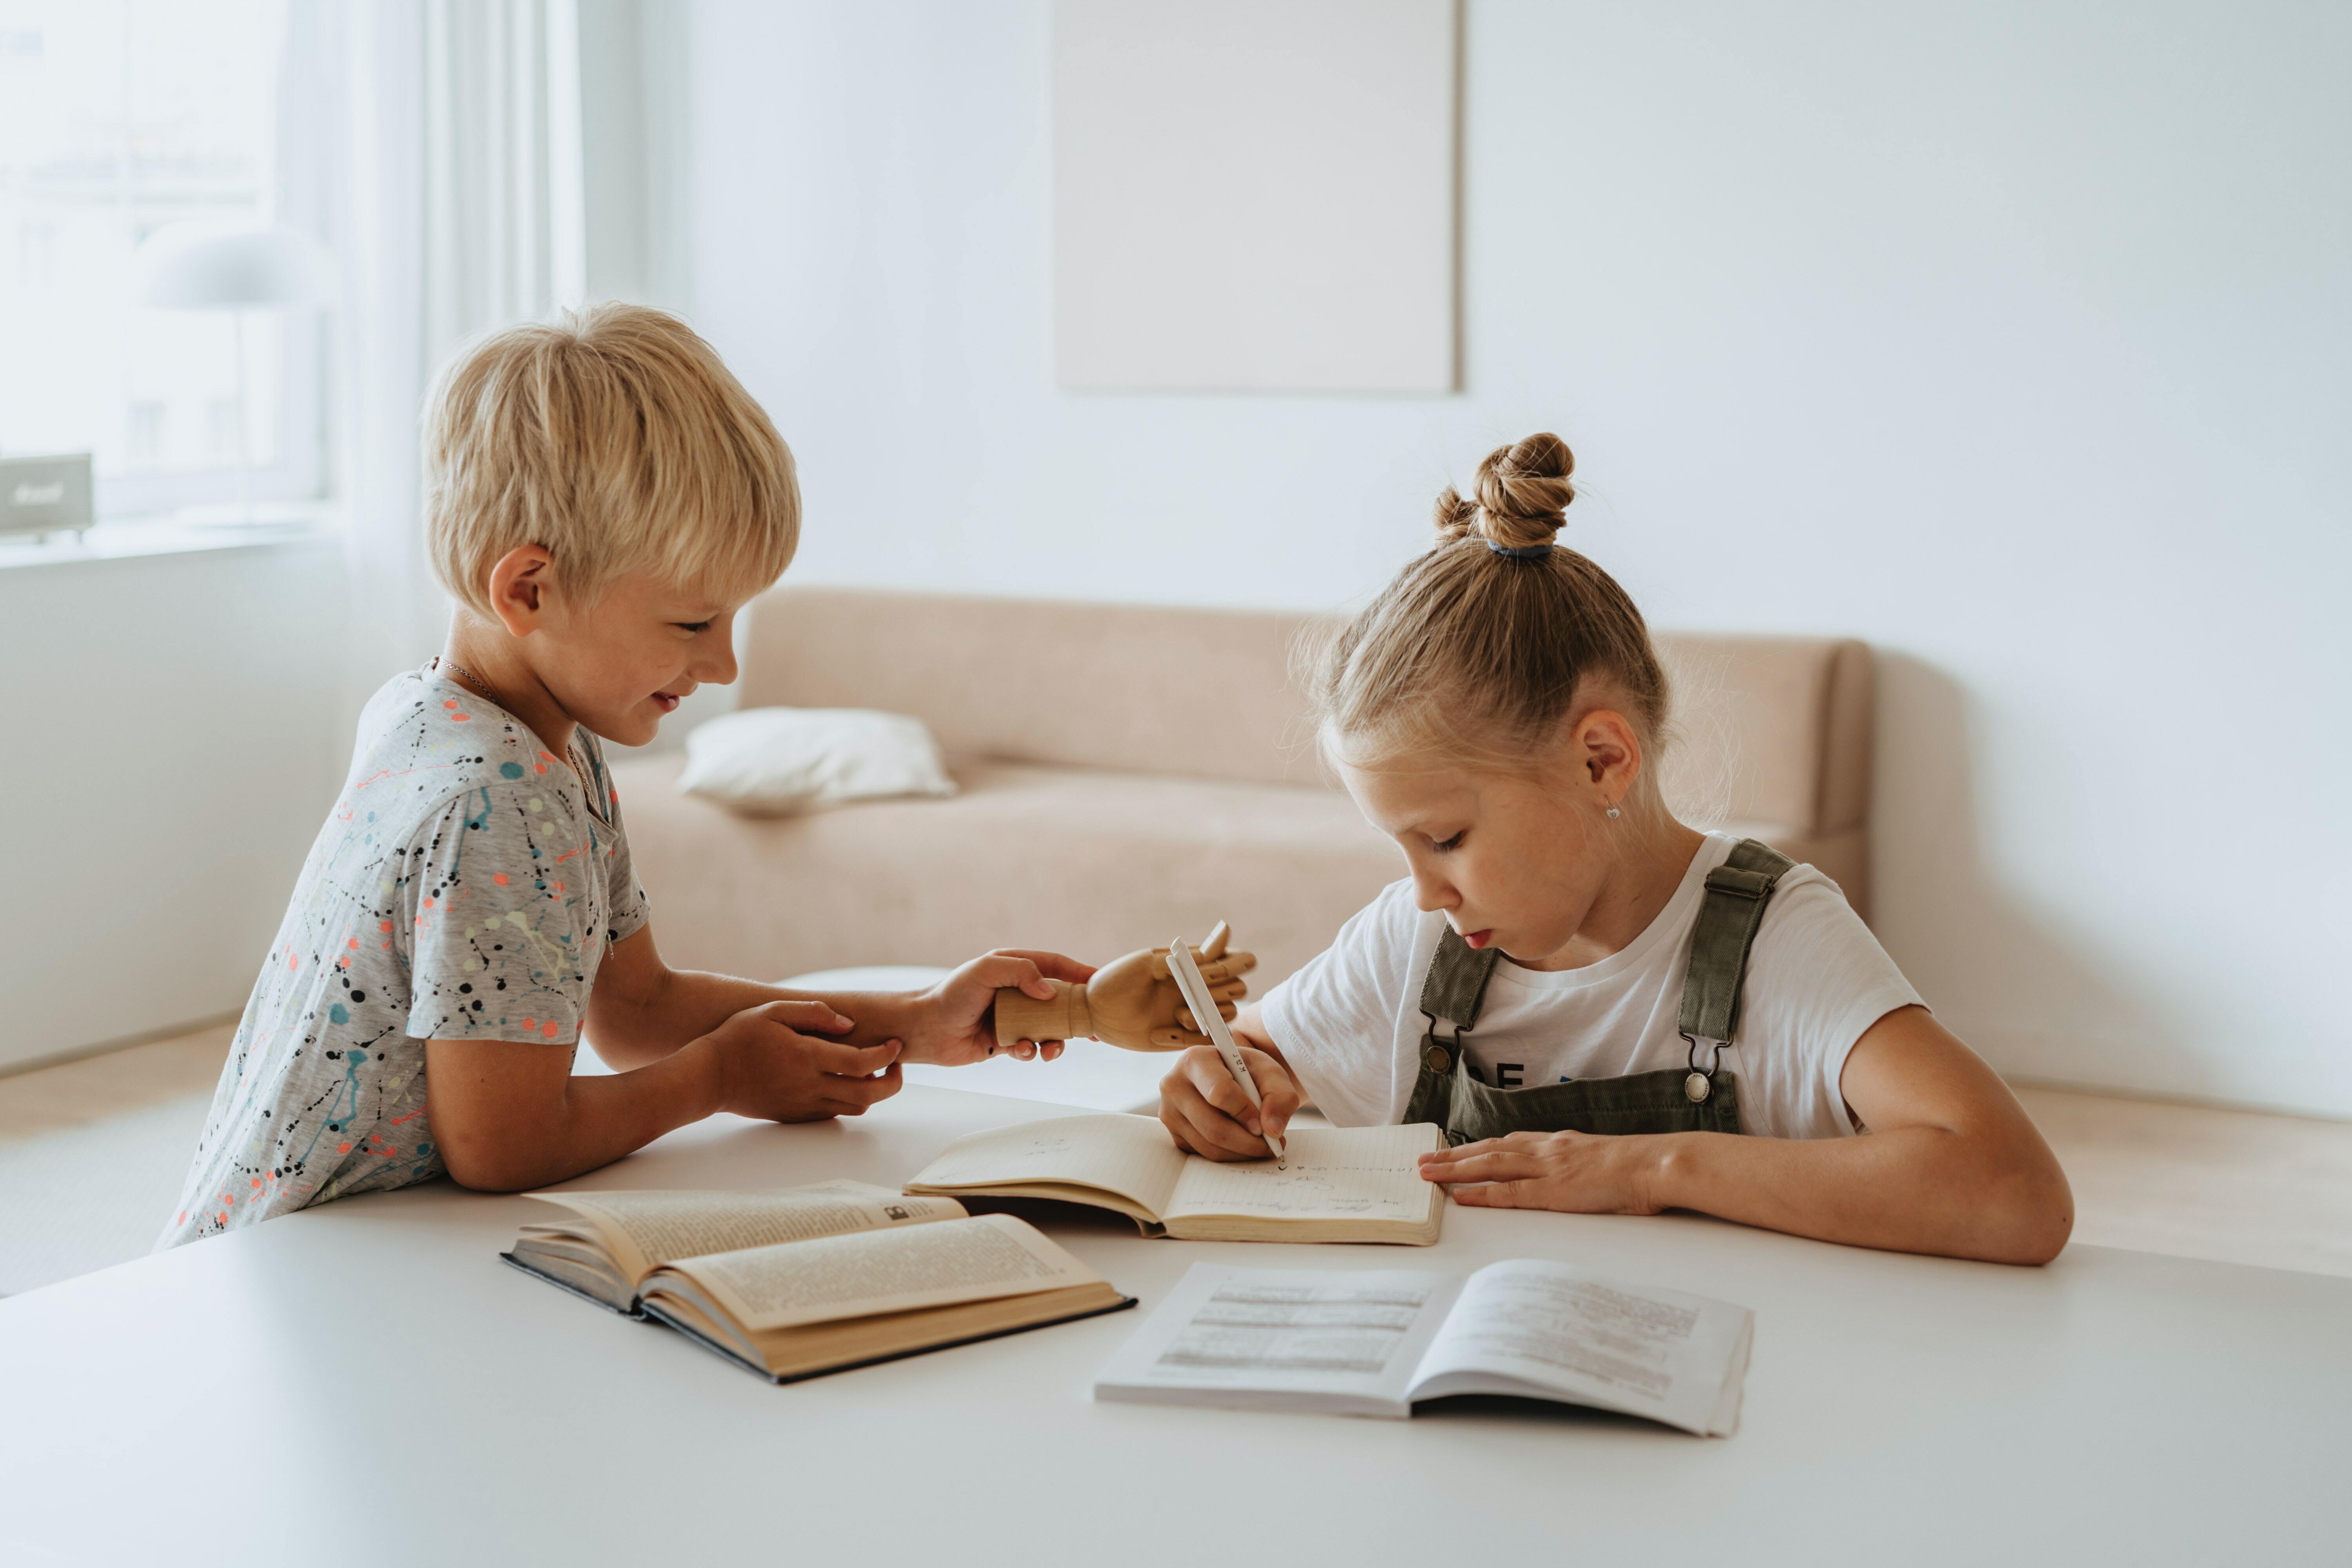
[501,1180,1134,1382]
[1094,1261,1754,1436]
[905,1114,1448,1244]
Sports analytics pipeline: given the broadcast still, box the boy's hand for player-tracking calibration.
[1158,1045,1301,1161]
[702,999,904,1122]
[905,950,1099,1065]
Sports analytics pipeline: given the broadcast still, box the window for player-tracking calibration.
[0,0,321,520]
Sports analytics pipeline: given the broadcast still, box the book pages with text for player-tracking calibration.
[1093,1264,1457,1413]
[1163,1124,1443,1223]
[523,1180,964,1284]
[907,1114,1189,1217]
[662,1214,1105,1332]
[1407,1259,1753,1435]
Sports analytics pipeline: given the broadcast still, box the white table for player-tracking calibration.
[4,1085,2346,1566]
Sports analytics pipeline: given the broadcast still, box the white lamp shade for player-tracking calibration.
[134,221,337,310]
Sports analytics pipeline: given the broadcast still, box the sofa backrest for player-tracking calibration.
[739,586,1871,839]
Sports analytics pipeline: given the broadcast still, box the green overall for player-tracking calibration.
[1401,839,1796,1145]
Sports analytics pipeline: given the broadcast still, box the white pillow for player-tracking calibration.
[677,707,958,817]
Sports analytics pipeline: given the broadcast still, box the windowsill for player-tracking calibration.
[0,504,341,572]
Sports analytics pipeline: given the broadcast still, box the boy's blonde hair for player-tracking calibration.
[422,302,799,619]
[1305,432,1671,774]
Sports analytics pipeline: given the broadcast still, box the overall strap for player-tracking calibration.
[1418,926,1501,1050]
[1676,838,1797,1048]
[1403,926,1500,1127]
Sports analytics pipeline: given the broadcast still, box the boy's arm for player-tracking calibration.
[426,999,902,1192]
[583,926,1096,1071]
[428,929,1102,1192]
[1417,1006,2076,1265]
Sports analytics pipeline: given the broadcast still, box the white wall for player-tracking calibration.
[0,541,352,1069]
[682,0,2352,1116]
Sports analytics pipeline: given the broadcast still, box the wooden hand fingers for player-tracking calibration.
[1147,951,1256,986]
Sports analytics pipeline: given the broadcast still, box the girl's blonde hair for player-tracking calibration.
[422,302,800,618]
[1306,432,1670,773]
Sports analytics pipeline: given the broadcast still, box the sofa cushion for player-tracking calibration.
[1656,636,1874,843]
[677,706,958,815]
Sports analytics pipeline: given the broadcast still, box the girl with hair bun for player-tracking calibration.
[1156,435,2074,1265]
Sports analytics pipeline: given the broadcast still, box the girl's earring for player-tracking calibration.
[1606,802,1621,820]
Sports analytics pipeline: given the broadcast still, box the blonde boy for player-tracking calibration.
[159,305,1083,1247]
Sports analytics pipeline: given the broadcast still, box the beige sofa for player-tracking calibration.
[610,586,1873,992]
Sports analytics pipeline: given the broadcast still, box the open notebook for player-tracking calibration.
[904,1113,1447,1244]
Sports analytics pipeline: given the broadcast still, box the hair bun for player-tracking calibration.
[1433,433,1575,550]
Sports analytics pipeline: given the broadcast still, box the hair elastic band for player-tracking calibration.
[1485,540,1553,559]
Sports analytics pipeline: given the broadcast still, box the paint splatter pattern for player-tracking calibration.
[156,664,649,1250]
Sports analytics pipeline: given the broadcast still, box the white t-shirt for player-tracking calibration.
[1259,833,1923,1140]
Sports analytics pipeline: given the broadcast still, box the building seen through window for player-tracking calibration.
[0,0,297,514]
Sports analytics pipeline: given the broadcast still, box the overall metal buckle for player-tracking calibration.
[1420,1013,1464,1076]
[1679,1033,1725,1104]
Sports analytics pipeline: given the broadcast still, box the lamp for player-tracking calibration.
[131,221,336,523]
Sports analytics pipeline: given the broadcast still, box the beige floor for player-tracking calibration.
[0,1022,239,1139]
[2010,1085,2352,1277]
[2,1025,2348,1294]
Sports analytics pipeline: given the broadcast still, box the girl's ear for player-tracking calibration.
[1572,707,1645,804]
[483,545,557,637]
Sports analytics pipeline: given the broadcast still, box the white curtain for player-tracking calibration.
[290,0,592,687]
[422,0,588,356]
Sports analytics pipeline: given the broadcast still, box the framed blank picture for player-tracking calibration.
[1054,0,1459,394]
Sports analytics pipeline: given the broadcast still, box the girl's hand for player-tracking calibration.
[1158,1045,1302,1161]
[1417,1129,1667,1214]
[907,949,1099,1065]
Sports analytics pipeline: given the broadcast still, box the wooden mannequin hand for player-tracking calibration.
[1093,938,1256,1049]
[993,922,1256,1053]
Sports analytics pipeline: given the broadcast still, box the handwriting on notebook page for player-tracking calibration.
[1173,1127,1434,1218]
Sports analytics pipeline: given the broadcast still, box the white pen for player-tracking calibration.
[1169,937,1286,1163]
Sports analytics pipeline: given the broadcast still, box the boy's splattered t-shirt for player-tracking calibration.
[157,663,649,1249]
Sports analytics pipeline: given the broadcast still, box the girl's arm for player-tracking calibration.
[1418,1006,2075,1265]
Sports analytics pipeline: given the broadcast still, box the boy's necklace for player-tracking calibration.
[438,657,506,711]
[437,656,597,804]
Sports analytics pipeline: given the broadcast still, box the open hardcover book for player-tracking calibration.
[904,1113,1448,1244]
[501,1180,1134,1382]
[1094,1262,1754,1436]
